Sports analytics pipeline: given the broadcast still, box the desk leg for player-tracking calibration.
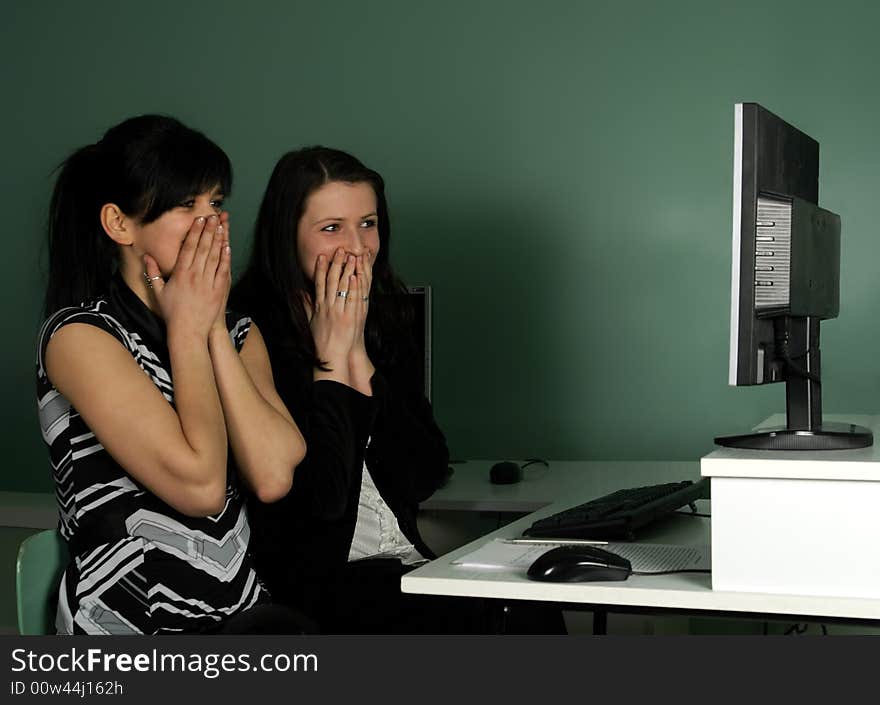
[593,609,607,635]
[490,601,567,634]
[495,603,510,633]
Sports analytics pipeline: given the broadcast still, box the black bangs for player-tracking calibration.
[135,126,232,223]
[96,115,232,224]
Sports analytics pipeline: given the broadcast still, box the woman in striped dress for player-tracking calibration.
[37,115,307,634]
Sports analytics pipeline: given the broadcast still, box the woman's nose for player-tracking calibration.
[345,228,366,255]
[196,197,223,219]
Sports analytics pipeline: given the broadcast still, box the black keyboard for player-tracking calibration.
[522,479,709,541]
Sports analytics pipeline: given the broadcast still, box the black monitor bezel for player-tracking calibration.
[729,103,820,387]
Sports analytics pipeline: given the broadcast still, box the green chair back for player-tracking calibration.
[16,529,68,635]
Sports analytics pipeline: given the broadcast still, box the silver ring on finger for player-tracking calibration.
[336,290,349,299]
[361,295,369,301]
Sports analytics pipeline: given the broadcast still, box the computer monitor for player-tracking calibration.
[373,285,433,401]
[715,103,872,450]
[405,285,433,403]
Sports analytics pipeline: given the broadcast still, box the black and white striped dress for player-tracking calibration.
[36,275,265,634]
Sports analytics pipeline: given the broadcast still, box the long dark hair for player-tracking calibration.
[45,115,232,315]
[239,146,412,371]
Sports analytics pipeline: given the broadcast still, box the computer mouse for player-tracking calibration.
[526,546,632,582]
[489,461,522,485]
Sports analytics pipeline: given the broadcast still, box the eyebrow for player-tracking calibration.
[312,212,378,226]
[312,216,343,226]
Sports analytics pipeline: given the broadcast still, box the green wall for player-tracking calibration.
[3,0,879,492]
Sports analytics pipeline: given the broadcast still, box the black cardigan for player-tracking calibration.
[231,275,450,611]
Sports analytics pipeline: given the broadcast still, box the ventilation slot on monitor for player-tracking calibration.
[754,196,792,312]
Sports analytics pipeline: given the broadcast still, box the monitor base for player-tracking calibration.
[715,423,873,451]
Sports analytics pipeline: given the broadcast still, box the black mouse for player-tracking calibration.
[489,461,522,485]
[526,546,632,582]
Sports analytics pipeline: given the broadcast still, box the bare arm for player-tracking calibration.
[46,323,228,517]
[208,321,306,503]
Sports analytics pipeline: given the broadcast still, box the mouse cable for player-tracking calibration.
[521,458,549,470]
[632,569,711,576]
[674,510,711,518]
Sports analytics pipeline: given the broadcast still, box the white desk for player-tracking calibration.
[406,474,880,623]
[417,461,703,559]
[703,414,880,600]
[420,460,701,513]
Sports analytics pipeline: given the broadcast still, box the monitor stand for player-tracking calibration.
[715,317,873,450]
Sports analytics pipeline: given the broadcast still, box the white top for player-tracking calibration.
[348,457,425,565]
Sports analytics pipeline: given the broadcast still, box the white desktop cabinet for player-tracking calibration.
[701,415,880,600]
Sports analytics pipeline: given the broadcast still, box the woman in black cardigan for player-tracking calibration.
[231,147,490,633]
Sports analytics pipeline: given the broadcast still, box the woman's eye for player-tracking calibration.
[361,219,377,228]
[179,199,196,208]
[320,224,340,232]
[210,199,224,211]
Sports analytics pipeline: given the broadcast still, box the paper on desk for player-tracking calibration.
[451,541,557,569]
[451,539,709,574]
[605,542,709,573]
